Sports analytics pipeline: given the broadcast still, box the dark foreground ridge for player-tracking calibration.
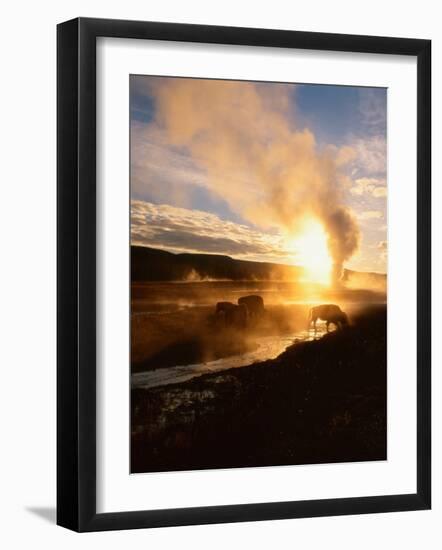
[131,305,387,473]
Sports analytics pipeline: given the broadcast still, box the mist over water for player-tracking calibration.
[131,281,385,388]
[132,328,328,389]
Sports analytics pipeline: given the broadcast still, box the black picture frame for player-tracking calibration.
[57,17,431,532]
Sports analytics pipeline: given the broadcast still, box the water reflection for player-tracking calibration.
[132,325,327,389]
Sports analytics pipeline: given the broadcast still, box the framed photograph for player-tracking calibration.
[57,17,431,531]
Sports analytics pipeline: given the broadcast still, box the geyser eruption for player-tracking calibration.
[141,78,360,282]
[322,205,360,284]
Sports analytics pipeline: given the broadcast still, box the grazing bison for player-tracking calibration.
[215,301,236,315]
[308,304,349,332]
[215,301,248,328]
[238,295,265,318]
[225,304,248,328]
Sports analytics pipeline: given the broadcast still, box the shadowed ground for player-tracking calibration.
[131,305,386,473]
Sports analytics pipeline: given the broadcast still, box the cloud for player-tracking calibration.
[352,135,387,176]
[372,186,387,198]
[358,210,383,220]
[350,177,387,198]
[130,123,207,206]
[131,200,292,263]
[335,145,357,166]
[358,88,387,136]
[377,240,387,261]
[138,77,361,278]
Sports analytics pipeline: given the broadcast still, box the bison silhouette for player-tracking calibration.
[308,304,349,332]
[215,301,248,328]
[238,295,265,318]
[215,301,236,315]
[225,303,248,328]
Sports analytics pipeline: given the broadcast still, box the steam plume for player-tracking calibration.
[147,78,360,281]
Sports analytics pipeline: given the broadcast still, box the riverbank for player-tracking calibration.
[131,303,312,372]
[131,305,387,473]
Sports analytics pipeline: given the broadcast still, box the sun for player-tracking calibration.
[287,218,333,285]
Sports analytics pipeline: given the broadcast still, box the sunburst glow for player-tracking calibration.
[287,218,333,285]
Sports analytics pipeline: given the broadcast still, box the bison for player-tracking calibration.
[215,301,236,315]
[225,303,249,328]
[238,295,265,318]
[308,304,349,332]
[215,301,248,328]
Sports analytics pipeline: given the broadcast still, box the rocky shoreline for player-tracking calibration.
[131,305,387,473]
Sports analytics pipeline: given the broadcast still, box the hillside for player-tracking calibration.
[131,245,304,282]
[131,245,386,286]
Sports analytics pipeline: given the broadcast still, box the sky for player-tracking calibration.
[130,75,387,274]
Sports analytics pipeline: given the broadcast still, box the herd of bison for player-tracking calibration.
[215,294,349,333]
